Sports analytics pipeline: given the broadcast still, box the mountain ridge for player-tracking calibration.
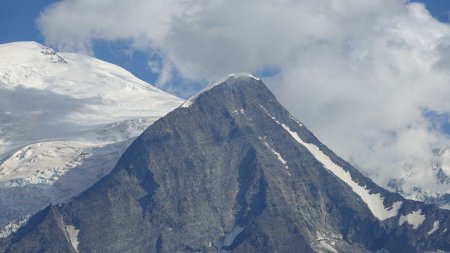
[0,41,183,237]
[1,75,448,252]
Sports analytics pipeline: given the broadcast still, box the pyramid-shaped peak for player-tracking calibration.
[228,72,260,80]
[210,72,261,87]
[181,73,262,108]
[3,63,450,252]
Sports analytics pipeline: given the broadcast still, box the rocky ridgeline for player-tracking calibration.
[1,75,449,253]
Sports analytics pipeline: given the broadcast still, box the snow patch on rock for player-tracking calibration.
[222,226,244,248]
[399,209,426,229]
[259,137,288,169]
[231,108,245,115]
[63,223,80,252]
[428,221,440,235]
[0,215,30,238]
[260,106,402,221]
[215,225,244,252]
[314,231,341,253]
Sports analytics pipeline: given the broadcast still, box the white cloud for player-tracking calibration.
[37,0,450,200]
[37,0,191,53]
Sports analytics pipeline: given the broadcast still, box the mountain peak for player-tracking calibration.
[0,41,183,239]
[0,41,67,65]
[0,41,46,50]
[2,69,450,252]
[227,72,260,80]
[181,73,261,108]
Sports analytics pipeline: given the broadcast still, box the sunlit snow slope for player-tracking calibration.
[0,41,183,236]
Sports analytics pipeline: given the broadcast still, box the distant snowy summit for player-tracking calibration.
[0,41,183,236]
[388,146,450,209]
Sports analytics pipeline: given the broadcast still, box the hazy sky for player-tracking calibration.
[1,0,450,193]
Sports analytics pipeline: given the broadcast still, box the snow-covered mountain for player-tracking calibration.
[386,146,450,209]
[0,41,183,236]
[1,74,448,253]
[1,41,449,250]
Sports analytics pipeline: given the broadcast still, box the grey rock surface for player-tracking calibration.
[1,75,449,252]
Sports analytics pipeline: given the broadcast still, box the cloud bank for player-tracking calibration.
[37,0,450,198]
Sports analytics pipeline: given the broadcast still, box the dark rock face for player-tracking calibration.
[0,206,76,253]
[1,75,449,252]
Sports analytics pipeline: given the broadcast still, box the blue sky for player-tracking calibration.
[417,0,450,22]
[0,0,161,87]
[1,0,449,94]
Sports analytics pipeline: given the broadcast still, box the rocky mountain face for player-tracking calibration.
[0,41,182,237]
[1,74,449,252]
